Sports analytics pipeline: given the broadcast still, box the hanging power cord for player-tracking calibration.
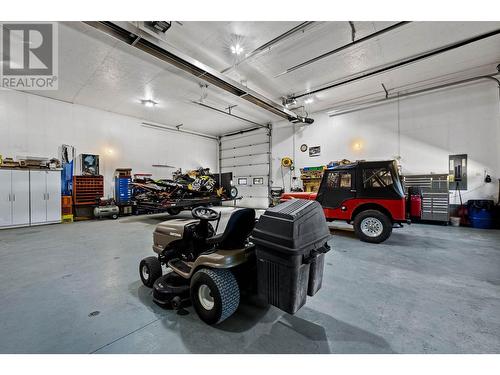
[456,181,467,226]
[280,157,294,191]
[292,124,296,188]
[281,165,286,191]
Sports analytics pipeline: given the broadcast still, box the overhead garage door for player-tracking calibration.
[220,127,271,209]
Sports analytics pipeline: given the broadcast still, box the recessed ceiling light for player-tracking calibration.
[141,99,158,107]
[304,97,314,104]
[230,43,243,55]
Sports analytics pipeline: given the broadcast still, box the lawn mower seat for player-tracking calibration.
[206,208,256,249]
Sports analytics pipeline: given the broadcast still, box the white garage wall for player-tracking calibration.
[272,81,500,204]
[0,90,218,198]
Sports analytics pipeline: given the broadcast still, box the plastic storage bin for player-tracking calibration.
[251,199,331,314]
[307,248,327,296]
[467,200,494,229]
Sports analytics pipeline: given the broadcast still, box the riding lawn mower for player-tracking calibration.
[139,199,331,325]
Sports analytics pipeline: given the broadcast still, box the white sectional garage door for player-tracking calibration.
[220,127,271,209]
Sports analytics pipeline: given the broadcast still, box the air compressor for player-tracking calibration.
[94,205,119,219]
[407,186,422,220]
[93,198,119,219]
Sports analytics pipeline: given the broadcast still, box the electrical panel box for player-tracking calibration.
[449,154,467,190]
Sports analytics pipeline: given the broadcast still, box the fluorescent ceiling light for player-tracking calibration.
[231,44,243,55]
[141,99,158,107]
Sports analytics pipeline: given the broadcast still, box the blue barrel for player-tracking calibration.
[467,200,494,229]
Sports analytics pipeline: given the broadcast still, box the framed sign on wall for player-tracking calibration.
[309,146,321,157]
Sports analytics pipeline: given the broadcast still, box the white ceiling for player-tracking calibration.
[24,21,500,135]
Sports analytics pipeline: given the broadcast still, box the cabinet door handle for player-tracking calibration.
[47,193,50,200]
[12,194,15,202]
[8,193,11,202]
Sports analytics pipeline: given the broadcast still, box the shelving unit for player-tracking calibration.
[114,169,132,204]
[300,166,325,192]
[73,175,104,206]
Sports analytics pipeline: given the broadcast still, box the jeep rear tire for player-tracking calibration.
[353,209,392,244]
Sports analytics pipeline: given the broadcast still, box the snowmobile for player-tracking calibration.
[131,168,238,212]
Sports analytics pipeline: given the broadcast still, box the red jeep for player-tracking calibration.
[281,160,408,243]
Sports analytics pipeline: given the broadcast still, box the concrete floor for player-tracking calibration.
[0,208,499,354]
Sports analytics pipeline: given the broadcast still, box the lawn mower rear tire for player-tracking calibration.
[190,268,240,325]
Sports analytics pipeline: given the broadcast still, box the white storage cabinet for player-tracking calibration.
[0,169,30,228]
[29,170,62,225]
[0,169,61,229]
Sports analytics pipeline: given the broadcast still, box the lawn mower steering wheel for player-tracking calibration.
[191,207,220,221]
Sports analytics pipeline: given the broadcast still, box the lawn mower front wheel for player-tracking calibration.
[139,256,162,287]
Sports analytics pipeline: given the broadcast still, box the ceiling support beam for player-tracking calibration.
[275,21,411,78]
[220,21,317,74]
[327,73,500,117]
[291,27,500,100]
[141,121,218,140]
[191,101,269,128]
[83,21,298,121]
